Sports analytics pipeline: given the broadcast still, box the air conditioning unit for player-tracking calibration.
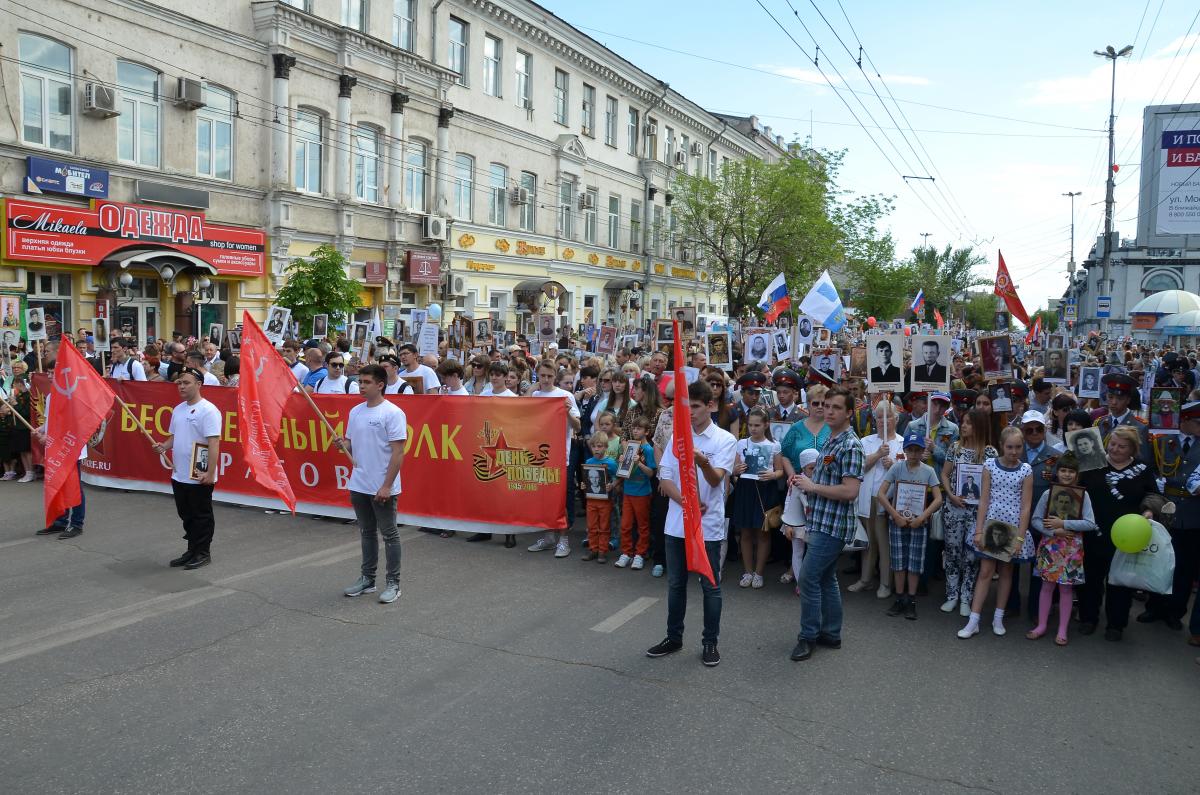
[83,83,120,118]
[444,273,468,298]
[422,215,448,241]
[680,250,690,262]
[522,98,533,111]
[510,186,530,205]
[578,192,596,210]
[689,142,703,156]
[174,77,206,110]
[673,151,687,167]
[644,122,658,137]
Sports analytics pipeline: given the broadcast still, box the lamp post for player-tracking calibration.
[1094,44,1133,333]
[1062,191,1081,275]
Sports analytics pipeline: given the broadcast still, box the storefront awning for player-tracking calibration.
[513,279,568,297]
[603,277,641,291]
[103,248,219,278]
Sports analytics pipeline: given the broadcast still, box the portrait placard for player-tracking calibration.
[1045,484,1085,521]
[264,305,291,344]
[1077,366,1102,399]
[977,335,1012,381]
[894,481,929,520]
[582,463,610,500]
[706,331,732,371]
[1065,426,1106,472]
[910,334,951,392]
[867,333,905,391]
[955,463,983,505]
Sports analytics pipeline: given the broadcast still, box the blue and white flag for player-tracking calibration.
[799,270,846,332]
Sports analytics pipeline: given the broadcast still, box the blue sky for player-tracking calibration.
[549,0,1200,316]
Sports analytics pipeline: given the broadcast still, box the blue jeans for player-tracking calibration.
[350,490,401,584]
[51,462,85,529]
[798,530,846,641]
[665,535,723,644]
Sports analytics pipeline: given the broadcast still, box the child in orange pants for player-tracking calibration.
[581,431,617,563]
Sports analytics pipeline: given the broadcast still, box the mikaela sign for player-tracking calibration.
[3,198,266,276]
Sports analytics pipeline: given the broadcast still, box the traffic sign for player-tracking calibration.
[1096,295,1111,318]
[1064,297,1078,322]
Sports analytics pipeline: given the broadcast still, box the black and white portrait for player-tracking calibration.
[616,442,640,479]
[812,351,841,381]
[312,314,329,339]
[583,463,609,500]
[25,308,47,341]
[774,330,791,361]
[208,324,224,348]
[672,306,696,339]
[706,332,732,370]
[989,383,1013,413]
[910,334,950,391]
[740,441,773,479]
[264,306,290,344]
[795,315,814,346]
[1078,366,1102,399]
[1044,347,1069,383]
[1066,426,1106,472]
[91,319,110,353]
[747,333,771,363]
[867,334,904,390]
[475,318,492,345]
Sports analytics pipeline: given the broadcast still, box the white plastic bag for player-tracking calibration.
[845,518,870,551]
[1108,520,1175,595]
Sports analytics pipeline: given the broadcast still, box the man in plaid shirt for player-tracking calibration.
[789,385,864,661]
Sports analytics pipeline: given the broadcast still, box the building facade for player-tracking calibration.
[0,0,787,345]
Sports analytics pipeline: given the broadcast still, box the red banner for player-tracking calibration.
[4,198,265,276]
[31,377,566,533]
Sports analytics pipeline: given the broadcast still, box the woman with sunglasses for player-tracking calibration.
[464,355,491,395]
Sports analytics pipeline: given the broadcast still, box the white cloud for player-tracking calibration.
[1027,34,1200,107]
[763,65,930,88]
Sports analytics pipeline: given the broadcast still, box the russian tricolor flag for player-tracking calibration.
[910,289,925,316]
[757,272,790,323]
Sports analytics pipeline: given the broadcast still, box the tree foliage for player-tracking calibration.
[274,244,363,332]
[963,292,1000,331]
[905,245,990,324]
[1029,307,1059,333]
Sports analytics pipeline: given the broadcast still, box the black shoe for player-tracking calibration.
[701,642,721,667]
[1136,609,1161,624]
[1078,622,1097,636]
[790,639,813,661]
[1166,617,1184,631]
[503,535,516,548]
[814,634,841,649]
[646,637,683,658]
[466,533,493,542]
[56,526,82,539]
[183,553,211,570]
[886,598,906,617]
[1104,627,1123,642]
[169,551,196,567]
[905,600,918,621]
[36,526,62,536]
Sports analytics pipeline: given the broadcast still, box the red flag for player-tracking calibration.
[994,251,1030,326]
[933,307,945,330]
[1024,314,1042,346]
[43,338,116,526]
[238,311,297,512]
[671,320,716,586]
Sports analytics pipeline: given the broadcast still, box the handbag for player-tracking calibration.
[755,480,783,533]
[845,517,870,551]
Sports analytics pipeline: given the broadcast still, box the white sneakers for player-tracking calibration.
[554,539,570,558]
[739,573,753,588]
[876,584,892,599]
[940,599,957,613]
[960,603,971,617]
[527,536,554,552]
[614,554,631,568]
[17,473,36,483]
[957,623,980,639]
[751,573,764,589]
[847,580,874,593]
[992,620,1007,636]
[631,555,645,570]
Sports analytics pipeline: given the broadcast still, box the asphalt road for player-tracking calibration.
[1,482,1197,793]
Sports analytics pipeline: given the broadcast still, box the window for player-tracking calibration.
[405,140,428,212]
[708,149,717,179]
[604,96,618,146]
[483,35,502,97]
[282,0,311,9]
[117,61,160,167]
[669,210,678,258]
[559,176,575,238]
[448,17,468,84]
[350,125,379,202]
[392,0,414,50]
[554,69,569,126]
[665,126,675,162]
[19,34,73,152]
[514,50,532,108]
[489,163,507,226]
[583,186,598,243]
[581,83,595,137]
[196,85,234,181]
[452,153,473,219]
[626,108,639,156]
[342,0,366,30]
[607,195,620,248]
[292,110,323,193]
[1142,270,1182,297]
[680,134,690,175]
[630,199,642,252]
[519,171,537,232]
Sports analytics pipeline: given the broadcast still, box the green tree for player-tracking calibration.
[672,149,843,319]
[1028,307,1059,333]
[962,292,1000,330]
[905,245,990,324]
[834,193,910,322]
[273,244,363,333]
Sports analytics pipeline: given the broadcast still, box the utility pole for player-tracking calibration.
[920,232,931,250]
[1095,44,1132,333]
[1063,191,1081,274]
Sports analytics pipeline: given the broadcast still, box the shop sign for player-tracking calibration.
[604,256,628,269]
[515,240,545,256]
[466,260,496,272]
[671,266,696,279]
[406,251,441,284]
[25,156,109,199]
[3,198,264,276]
[364,261,387,284]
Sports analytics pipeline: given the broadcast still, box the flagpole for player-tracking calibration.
[296,385,356,466]
[112,394,172,470]
[1,393,37,432]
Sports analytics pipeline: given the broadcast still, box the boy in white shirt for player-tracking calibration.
[398,343,441,392]
[312,352,360,394]
[479,362,516,397]
[526,360,582,558]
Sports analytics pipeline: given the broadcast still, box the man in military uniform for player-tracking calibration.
[1140,401,1200,635]
[770,368,805,424]
[1005,380,1030,425]
[948,388,978,426]
[1095,373,1150,462]
[729,370,767,440]
[896,391,927,438]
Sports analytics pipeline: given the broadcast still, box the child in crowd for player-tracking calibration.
[596,410,623,550]
[615,416,656,570]
[730,407,784,589]
[581,431,617,563]
[780,448,820,594]
[958,426,1034,639]
[877,432,943,620]
[1028,452,1096,646]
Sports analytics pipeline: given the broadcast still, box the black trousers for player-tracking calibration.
[172,480,215,555]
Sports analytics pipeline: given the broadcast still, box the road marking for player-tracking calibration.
[0,541,363,666]
[590,597,659,633]
[0,538,39,550]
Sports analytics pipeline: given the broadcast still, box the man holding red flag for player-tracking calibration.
[238,312,297,513]
[36,339,117,539]
[646,322,736,667]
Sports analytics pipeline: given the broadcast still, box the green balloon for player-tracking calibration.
[1111,513,1152,553]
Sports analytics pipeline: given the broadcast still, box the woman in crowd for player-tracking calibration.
[623,373,663,443]
[940,408,995,617]
[223,356,241,389]
[1045,392,1078,447]
[464,355,491,395]
[3,377,34,482]
[593,367,633,429]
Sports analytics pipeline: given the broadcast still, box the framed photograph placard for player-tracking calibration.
[582,463,610,500]
[955,463,983,505]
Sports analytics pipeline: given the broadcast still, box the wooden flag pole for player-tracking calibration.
[1,393,37,432]
[112,394,172,470]
[296,384,356,466]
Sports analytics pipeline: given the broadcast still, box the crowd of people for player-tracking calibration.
[4,319,1200,668]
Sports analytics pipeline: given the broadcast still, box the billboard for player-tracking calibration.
[1138,104,1200,246]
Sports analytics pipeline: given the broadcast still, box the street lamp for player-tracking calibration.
[1094,44,1132,333]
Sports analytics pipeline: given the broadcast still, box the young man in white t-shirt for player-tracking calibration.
[152,367,222,570]
[398,343,441,392]
[526,359,582,558]
[645,378,737,667]
[108,338,147,381]
[312,351,360,394]
[479,361,516,397]
[336,364,407,604]
[186,352,222,386]
[378,353,415,394]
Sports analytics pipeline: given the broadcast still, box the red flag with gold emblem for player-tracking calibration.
[994,251,1030,326]
[238,311,297,512]
[671,320,716,586]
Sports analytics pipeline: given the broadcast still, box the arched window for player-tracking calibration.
[353,125,381,203]
[1142,270,1182,297]
[19,33,73,152]
[117,61,160,167]
[293,109,324,193]
[197,85,234,180]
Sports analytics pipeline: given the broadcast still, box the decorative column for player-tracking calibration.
[270,54,296,189]
[434,106,454,216]
[336,74,357,200]
[387,91,408,209]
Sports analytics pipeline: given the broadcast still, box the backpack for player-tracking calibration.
[316,376,352,393]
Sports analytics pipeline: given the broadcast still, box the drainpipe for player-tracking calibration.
[703,119,728,316]
[638,81,669,330]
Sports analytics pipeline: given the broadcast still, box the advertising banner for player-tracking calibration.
[31,377,567,533]
[4,198,265,276]
[1155,122,1200,236]
[25,156,109,199]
